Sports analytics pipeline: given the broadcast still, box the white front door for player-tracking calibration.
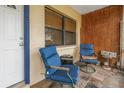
[0,6,24,87]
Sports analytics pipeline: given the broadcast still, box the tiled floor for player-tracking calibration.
[31,63,124,88]
[92,65,124,88]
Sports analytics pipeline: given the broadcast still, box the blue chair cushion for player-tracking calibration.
[39,46,61,75]
[80,59,98,64]
[39,46,80,85]
[80,49,94,56]
[80,44,93,49]
[80,44,94,56]
[40,46,58,60]
[47,65,80,84]
[80,44,98,64]
[46,54,61,75]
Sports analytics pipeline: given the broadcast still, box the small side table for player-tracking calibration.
[102,57,111,70]
[60,55,73,65]
[101,50,117,71]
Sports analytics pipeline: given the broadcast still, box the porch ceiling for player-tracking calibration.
[70,5,108,14]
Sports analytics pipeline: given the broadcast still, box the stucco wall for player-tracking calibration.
[30,5,81,85]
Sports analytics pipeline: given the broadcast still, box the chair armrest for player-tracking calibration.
[82,56,97,60]
[50,66,70,72]
[94,52,98,57]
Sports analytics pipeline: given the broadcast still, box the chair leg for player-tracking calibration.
[86,64,88,72]
[80,63,96,73]
[60,83,63,88]
[70,81,76,88]
[60,83,75,88]
[71,84,75,88]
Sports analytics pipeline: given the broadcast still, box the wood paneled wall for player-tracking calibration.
[81,6,123,54]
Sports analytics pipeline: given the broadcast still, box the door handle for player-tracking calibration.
[19,42,24,46]
[20,37,24,40]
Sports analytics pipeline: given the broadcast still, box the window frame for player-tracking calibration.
[45,6,77,47]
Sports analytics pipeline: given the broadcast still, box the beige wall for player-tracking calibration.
[30,5,81,85]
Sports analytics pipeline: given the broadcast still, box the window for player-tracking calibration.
[64,17,76,45]
[45,6,76,46]
[45,27,62,46]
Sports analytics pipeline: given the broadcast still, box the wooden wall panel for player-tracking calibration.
[81,6,123,54]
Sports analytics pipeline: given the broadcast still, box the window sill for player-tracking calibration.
[56,45,77,50]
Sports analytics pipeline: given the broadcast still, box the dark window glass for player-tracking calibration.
[65,32,76,45]
[64,17,76,45]
[45,27,62,46]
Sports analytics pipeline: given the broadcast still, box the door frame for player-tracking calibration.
[24,5,30,84]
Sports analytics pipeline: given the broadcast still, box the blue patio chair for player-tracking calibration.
[80,44,98,73]
[39,46,80,88]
